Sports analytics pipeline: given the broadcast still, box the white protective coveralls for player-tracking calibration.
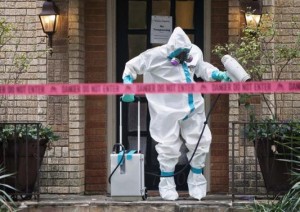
[122,27,220,200]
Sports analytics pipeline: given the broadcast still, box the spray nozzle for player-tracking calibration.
[221,55,251,82]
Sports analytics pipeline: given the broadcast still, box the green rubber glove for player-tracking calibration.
[211,70,231,82]
[122,75,135,102]
[122,94,135,102]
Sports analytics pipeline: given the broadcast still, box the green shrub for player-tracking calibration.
[0,124,59,147]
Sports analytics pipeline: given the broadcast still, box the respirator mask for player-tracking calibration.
[168,48,193,66]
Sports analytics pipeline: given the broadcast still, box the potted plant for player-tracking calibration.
[248,126,300,211]
[245,117,299,193]
[0,123,59,199]
[213,8,300,194]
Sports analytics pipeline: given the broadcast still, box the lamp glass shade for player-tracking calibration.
[39,0,58,34]
[245,13,261,28]
[39,15,57,33]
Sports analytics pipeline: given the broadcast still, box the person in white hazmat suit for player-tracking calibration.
[121,27,230,201]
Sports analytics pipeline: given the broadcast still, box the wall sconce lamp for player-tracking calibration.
[39,0,59,55]
[241,0,262,29]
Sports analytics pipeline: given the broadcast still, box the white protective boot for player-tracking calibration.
[155,140,181,201]
[159,176,179,201]
[187,169,207,200]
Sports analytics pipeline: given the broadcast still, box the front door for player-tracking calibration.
[116,0,204,191]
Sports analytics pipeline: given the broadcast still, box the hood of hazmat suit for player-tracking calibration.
[167,26,192,52]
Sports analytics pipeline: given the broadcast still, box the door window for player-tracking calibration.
[129,1,147,29]
[153,1,170,16]
[176,1,194,29]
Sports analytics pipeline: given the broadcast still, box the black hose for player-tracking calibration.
[108,143,126,184]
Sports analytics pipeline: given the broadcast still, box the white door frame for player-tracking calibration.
[106,0,116,193]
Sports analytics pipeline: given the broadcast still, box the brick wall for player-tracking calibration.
[84,0,107,194]
[41,0,85,194]
[0,0,86,194]
[0,0,53,190]
[210,0,229,193]
[228,0,300,195]
[0,1,42,122]
[274,0,300,120]
[41,0,70,193]
[67,0,86,193]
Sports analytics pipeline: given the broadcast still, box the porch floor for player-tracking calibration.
[17,192,255,212]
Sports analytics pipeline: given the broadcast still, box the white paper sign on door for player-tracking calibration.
[150,16,172,44]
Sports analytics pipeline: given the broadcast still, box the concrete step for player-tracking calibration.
[16,194,253,212]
